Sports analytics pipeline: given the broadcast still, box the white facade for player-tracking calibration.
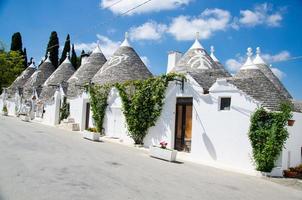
[68,92,93,131]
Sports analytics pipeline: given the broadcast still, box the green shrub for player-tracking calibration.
[60,96,70,121]
[248,101,293,172]
[89,73,185,145]
[2,105,8,113]
[89,84,111,133]
[116,73,184,144]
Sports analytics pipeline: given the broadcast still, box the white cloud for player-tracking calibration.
[225,58,242,72]
[168,8,231,41]
[239,3,283,27]
[74,35,120,58]
[129,21,167,41]
[261,51,290,63]
[100,0,192,15]
[271,67,286,80]
[140,56,150,66]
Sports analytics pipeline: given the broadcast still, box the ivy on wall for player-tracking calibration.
[60,96,70,121]
[89,73,185,144]
[89,84,111,133]
[248,101,293,172]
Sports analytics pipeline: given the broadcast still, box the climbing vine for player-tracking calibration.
[248,101,293,172]
[60,96,70,121]
[116,73,185,144]
[89,84,111,133]
[88,73,185,144]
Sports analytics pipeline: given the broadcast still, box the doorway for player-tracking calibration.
[174,97,193,152]
[85,103,90,130]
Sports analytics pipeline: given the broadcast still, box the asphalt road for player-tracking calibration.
[0,116,301,200]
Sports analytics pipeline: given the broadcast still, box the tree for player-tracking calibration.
[70,44,77,69]
[59,34,70,65]
[45,31,59,68]
[10,32,27,69]
[23,48,28,67]
[10,32,22,52]
[0,51,24,94]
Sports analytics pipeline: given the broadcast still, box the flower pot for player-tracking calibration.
[20,115,30,122]
[149,145,177,162]
[2,112,8,116]
[82,130,100,141]
[284,170,298,178]
[288,120,295,126]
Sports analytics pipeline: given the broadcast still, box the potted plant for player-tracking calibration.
[83,127,100,141]
[284,169,298,178]
[288,119,295,126]
[149,141,177,162]
[2,105,8,116]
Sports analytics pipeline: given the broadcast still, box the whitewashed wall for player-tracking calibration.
[103,88,133,143]
[0,98,3,114]
[68,92,93,131]
[41,92,61,126]
[282,112,302,169]
[6,100,16,116]
[145,76,259,173]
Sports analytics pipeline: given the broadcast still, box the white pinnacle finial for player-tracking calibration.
[92,40,102,54]
[125,32,129,39]
[247,47,253,58]
[210,45,219,62]
[29,58,36,68]
[190,32,204,49]
[196,32,200,40]
[45,52,51,63]
[121,32,131,47]
[63,52,71,64]
[253,46,266,65]
[242,47,258,70]
[210,45,215,54]
[256,47,261,55]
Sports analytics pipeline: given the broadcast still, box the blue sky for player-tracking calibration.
[0,0,301,99]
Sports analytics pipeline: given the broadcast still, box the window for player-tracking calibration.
[219,97,231,111]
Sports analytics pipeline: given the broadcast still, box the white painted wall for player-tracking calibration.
[41,91,61,126]
[68,92,93,131]
[6,100,16,116]
[103,88,133,143]
[281,112,302,169]
[145,76,260,173]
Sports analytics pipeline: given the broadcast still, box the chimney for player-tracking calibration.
[167,51,182,74]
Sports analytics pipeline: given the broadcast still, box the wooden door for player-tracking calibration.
[174,98,193,152]
[85,103,90,130]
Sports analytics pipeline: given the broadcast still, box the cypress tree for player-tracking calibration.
[70,44,77,69]
[59,34,70,65]
[45,31,59,68]
[10,32,23,52]
[23,48,28,68]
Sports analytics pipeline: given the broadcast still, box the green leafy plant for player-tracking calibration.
[60,96,70,121]
[88,73,184,145]
[248,101,293,172]
[116,73,184,144]
[89,84,111,133]
[87,127,98,133]
[2,105,8,113]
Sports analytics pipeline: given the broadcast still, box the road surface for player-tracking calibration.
[0,116,301,200]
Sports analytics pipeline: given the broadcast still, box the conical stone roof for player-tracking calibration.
[253,47,292,99]
[67,45,107,98]
[229,48,287,111]
[40,55,76,102]
[92,34,152,85]
[23,53,56,99]
[7,62,36,98]
[173,34,231,91]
